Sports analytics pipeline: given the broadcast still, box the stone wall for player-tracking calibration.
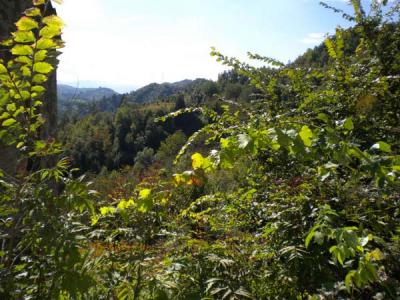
[0,0,58,175]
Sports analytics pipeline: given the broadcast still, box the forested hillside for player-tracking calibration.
[0,0,399,299]
[58,84,118,102]
[125,79,218,104]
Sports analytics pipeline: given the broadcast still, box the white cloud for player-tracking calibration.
[300,32,325,45]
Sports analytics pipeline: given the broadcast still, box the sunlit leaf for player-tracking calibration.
[40,25,62,39]
[11,45,33,56]
[6,103,16,112]
[15,17,38,31]
[15,56,32,65]
[33,62,53,74]
[0,64,7,74]
[34,50,47,62]
[33,0,46,5]
[13,31,35,43]
[100,206,116,216]
[2,118,17,127]
[299,125,313,147]
[24,7,41,17]
[31,85,45,93]
[343,117,354,131]
[192,153,213,170]
[139,188,151,199]
[43,15,64,28]
[36,38,57,50]
[371,141,391,153]
[33,74,47,83]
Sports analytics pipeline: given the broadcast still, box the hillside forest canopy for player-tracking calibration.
[0,0,399,299]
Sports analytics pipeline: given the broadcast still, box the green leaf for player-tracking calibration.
[13,31,35,43]
[43,15,64,28]
[34,50,47,62]
[137,189,153,212]
[90,215,99,226]
[36,38,57,50]
[15,56,32,65]
[24,8,42,17]
[0,64,7,74]
[20,91,30,100]
[2,118,17,127]
[345,270,356,292]
[33,0,46,5]
[138,198,153,213]
[31,85,45,93]
[6,103,16,112]
[21,66,31,77]
[299,125,313,147]
[325,38,337,59]
[33,74,47,84]
[317,113,329,123]
[305,231,315,248]
[33,62,53,74]
[370,141,391,153]
[0,39,13,47]
[15,17,38,31]
[40,25,62,39]
[33,100,43,107]
[0,92,9,106]
[11,45,33,56]
[343,117,354,131]
[0,112,10,119]
[305,225,320,248]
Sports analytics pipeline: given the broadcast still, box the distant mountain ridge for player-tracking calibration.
[57,84,119,103]
[125,79,212,104]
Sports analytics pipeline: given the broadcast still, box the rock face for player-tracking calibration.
[0,0,58,175]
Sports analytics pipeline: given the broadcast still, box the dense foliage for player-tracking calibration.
[1,0,399,299]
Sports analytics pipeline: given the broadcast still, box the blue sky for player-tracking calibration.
[55,0,357,92]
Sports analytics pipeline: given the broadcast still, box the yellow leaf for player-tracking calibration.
[139,189,151,199]
[43,15,64,28]
[299,125,313,147]
[11,45,33,56]
[34,50,47,62]
[13,31,35,43]
[24,8,41,17]
[40,25,62,38]
[33,0,46,5]
[33,62,53,74]
[36,38,57,50]
[100,206,116,216]
[15,17,38,31]
[191,153,213,170]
